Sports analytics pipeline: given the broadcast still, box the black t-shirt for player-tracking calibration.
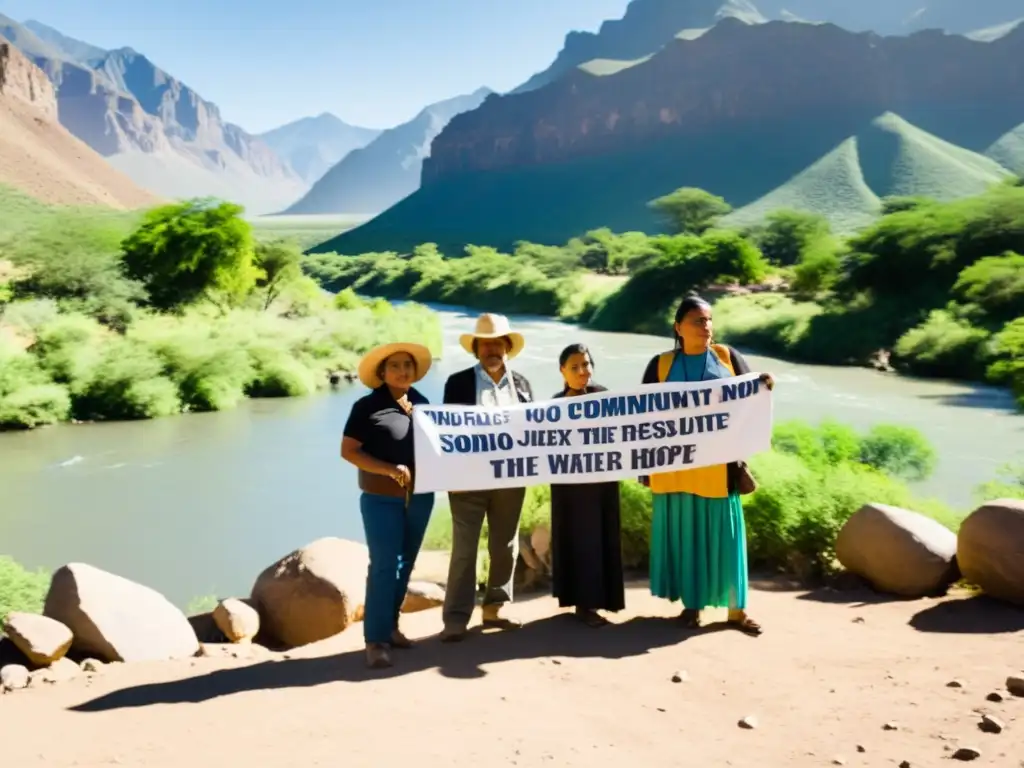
[343,385,428,469]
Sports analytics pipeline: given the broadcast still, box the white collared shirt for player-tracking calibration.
[475,363,518,407]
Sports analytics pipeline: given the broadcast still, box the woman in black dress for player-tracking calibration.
[550,343,626,627]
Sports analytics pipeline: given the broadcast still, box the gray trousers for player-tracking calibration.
[442,487,526,627]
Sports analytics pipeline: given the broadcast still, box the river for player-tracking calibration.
[1,306,1021,607]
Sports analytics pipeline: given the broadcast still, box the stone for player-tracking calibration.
[738,716,758,729]
[951,746,981,761]
[43,562,199,662]
[212,598,260,643]
[80,658,103,672]
[2,612,73,666]
[979,714,1004,734]
[986,691,1005,702]
[671,670,688,683]
[957,500,1024,605]
[832,758,846,765]
[1,663,29,691]
[250,537,369,648]
[401,581,446,614]
[834,503,959,597]
[1007,675,1024,698]
[29,656,79,685]
[947,679,965,688]
[856,745,866,753]
[883,722,900,731]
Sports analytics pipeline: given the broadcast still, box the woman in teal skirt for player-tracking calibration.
[641,293,774,636]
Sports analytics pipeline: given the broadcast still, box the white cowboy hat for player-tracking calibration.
[357,342,433,389]
[459,313,525,360]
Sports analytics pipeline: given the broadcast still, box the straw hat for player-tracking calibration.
[459,313,525,360]
[357,342,433,389]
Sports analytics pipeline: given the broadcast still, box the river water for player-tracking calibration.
[1,306,1021,607]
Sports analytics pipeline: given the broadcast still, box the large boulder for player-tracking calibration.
[43,563,199,662]
[957,499,1024,605]
[2,612,73,666]
[835,504,959,597]
[401,581,445,614]
[250,537,368,648]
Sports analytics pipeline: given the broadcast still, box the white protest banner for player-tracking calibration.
[412,372,773,493]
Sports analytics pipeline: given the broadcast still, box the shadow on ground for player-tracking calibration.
[68,613,707,713]
[909,595,1024,635]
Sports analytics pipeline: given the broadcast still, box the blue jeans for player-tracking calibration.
[360,491,435,644]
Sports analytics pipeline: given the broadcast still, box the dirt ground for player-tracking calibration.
[2,581,1022,768]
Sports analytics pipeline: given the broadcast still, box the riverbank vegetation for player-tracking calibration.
[0,193,440,430]
[305,183,1024,407]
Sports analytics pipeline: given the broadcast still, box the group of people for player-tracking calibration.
[341,295,775,669]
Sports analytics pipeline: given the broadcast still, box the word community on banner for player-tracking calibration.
[412,372,773,493]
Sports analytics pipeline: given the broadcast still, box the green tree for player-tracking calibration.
[752,209,830,266]
[120,199,259,311]
[952,252,1024,324]
[254,240,303,310]
[648,187,732,234]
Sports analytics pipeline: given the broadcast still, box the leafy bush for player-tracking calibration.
[0,555,48,619]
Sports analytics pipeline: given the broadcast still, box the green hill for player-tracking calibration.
[986,123,1024,176]
[309,112,1015,255]
[727,113,1013,233]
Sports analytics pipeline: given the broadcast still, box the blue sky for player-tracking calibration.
[2,0,631,133]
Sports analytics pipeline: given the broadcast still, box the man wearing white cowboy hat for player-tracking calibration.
[440,312,535,641]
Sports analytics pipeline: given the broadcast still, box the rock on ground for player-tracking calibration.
[250,537,369,648]
[2,612,73,666]
[213,599,260,643]
[957,499,1024,605]
[43,562,199,663]
[0,663,29,691]
[835,503,959,597]
[401,581,445,614]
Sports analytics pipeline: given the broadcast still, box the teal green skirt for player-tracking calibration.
[649,492,749,610]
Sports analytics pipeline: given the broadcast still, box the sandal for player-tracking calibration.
[575,608,609,628]
[679,608,701,628]
[728,612,763,637]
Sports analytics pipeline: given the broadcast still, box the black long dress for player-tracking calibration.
[550,383,626,612]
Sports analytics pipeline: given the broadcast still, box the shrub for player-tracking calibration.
[0,556,49,618]
[0,339,71,428]
[858,424,938,482]
[892,308,991,379]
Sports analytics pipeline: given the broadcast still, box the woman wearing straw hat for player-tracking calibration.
[439,313,536,642]
[341,341,435,669]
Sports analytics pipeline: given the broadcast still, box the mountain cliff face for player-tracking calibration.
[258,113,382,184]
[0,35,159,208]
[1,17,305,213]
[286,87,492,215]
[424,20,1024,184]
[516,0,1024,94]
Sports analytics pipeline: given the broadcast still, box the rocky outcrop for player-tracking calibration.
[423,20,1024,185]
[0,35,160,208]
[43,562,200,662]
[835,504,960,597]
[250,537,369,648]
[957,499,1024,605]
[0,16,304,213]
[2,613,73,666]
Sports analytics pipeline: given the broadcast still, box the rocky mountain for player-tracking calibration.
[315,19,1024,255]
[515,0,1024,94]
[0,35,158,208]
[258,114,381,185]
[285,87,492,215]
[1,16,305,214]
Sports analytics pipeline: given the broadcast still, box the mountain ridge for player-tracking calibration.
[258,113,381,185]
[1,16,305,213]
[284,87,492,216]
